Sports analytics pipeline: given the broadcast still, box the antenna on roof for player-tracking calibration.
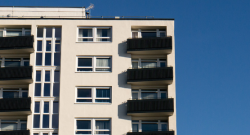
[85,3,94,18]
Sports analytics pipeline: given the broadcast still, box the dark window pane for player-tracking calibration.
[53,101,59,113]
[35,83,41,96]
[52,114,59,128]
[160,62,166,67]
[53,83,60,97]
[21,123,27,130]
[76,131,91,134]
[35,102,40,113]
[77,120,91,129]
[24,61,29,66]
[33,115,40,128]
[46,41,51,51]
[77,68,92,71]
[5,61,20,67]
[45,53,51,66]
[78,89,91,97]
[96,89,110,98]
[43,115,49,128]
[37,41,42,51]
[76,99,92,102]
[161,93,167,99]
[95,99,111,103]
[78,58,92,66]
[44,102,49,113]
[52,134,58,135]
[55,40,61,51]
[79,29,92,37]
[34,134,39,135]
[44,84,50,96]
[132,124,139,132]
[3,91,19,98]
[55,28,61,38]
[37,28,43,37]
[54,53,61,66]
[96,120,110,129]
[54,71,60,82]
[43,134,48,135]
[22,92,28,97]
[45,71,50,82]
[142,123,158,132]
[141,32,157,38]
[36,53,42,66]
[95,131,110,134]
[46,27,52,38]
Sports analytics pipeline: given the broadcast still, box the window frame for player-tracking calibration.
[77,27,112,42]
[0,28,31,37]
[132,89,167,100]
[131,29,166,38]
[131,58,166,69]
[132,120,168,132]
[0,57,30,67]
[0,119,27,131]
[75,87,112,103]
[0,88,28,98]
[75,118,111,135]
[76,56,112,72]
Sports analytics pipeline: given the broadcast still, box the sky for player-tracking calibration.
[1,0,250,135]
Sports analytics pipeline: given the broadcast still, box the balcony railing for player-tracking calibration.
[0,130,29,135]
[127,37,172,52]
[0,98,31,112]
[127,67,173,82]
[0,36,34,50]
[0,66,32,81]
[127,99,174,114]
[127,131,174,135]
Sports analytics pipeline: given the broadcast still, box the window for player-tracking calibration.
[0,119,27,131]
[131,29,166,38]
[132,120,168,132]
[36,27,61,66]
[132,58,166,69]
[75,119,111,135]
[0,58,30,67]
[0,28,31,37]
[0,88,28,98]
[132,89,167,100]
[77,27,112,42]
[77,56,111,72]
[33,101,59,129]
[35,70,60,97]
[76,87,111,103]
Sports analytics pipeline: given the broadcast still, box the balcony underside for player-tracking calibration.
[0,48,34,54]
[127,79,173,86]
[127,111,173,117]
[127,131,175,135]
[0,110,31,115]
[127,49,172,55]
[0,79,32,85]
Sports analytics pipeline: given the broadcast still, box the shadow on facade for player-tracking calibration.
[118,102,130,120]
[118,72,130,88]
[118,41,131,58]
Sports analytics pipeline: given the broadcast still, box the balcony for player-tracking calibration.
[127,67,173,85]
[127,37,172,54]
[0,98,31,115]
[0,66,33,85]
[127,131,174,135]
[0,36,34,53]
[127,98,174,116]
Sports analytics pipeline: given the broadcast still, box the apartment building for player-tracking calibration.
[0,6,176,135]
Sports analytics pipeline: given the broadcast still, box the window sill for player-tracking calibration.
[74,103,112,105]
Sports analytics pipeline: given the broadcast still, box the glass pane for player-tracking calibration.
[161,93,167,99]
[46,41,51,51]
[132,124,139,132]
[142,123,158,132]
[77,120,91,129]
[79,29,92,37]
[78,38,93,42]
[76,131,91,134]
[52,114,59,128]
[132,32,138,38]
[25,31,31,36]
[95,68,111,71]
[35,102,40,113]
[43,115,49,128]
[78,89,91,97]
[77,68,93,71]
[96,38,111,42]
[160,62,166,67]
[55,27,61,38]
[96,89,110,98]
[6,31,22,37]
[36,53,42,66]
[45,71,50,82]
[132,93,138,100]
[160,32,166,37]
[95,99,111,103]
[141,92,157,99]
[96,58,110,67]
[35,83,41,96]
[78,58,92,66]
[53,83,60,97]
[53,101,59,113]
[34,134,39,135]
[0,31,3,37]
[43,134,48,135]
[5,61,20,67]
[45,53,51,66]
[161,124,168,131]
[33,115,40,128]
[141,62,157,68]
[37,41,42,51]
[76,99,92,102]
[54,71,60,82]
[96,120,110,129]
[44,102,49,113]
[21,123,27,130]
[36,71,41,82]
[54,53,61,66]
[95,131,110,134]
[132,62,138,69]
[46,27,52,37]
[141,32,157,38]
[3,91,19,98]
[37,28,43,37]
[55,40,61,51]
[52,134,58,135]
[97,28,111,37]
[44,84,50,96]
[22,92,28,97]
[24,61,29,66]
[1,123,17,131]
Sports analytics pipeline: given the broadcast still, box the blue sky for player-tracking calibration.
[1,0,250,134]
